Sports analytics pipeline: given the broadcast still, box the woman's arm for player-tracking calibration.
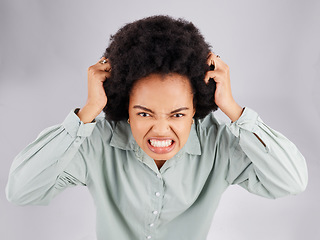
[6,58,111,205]
[5,109,96,205]
[205,53,307,198]
[226,107,308,198]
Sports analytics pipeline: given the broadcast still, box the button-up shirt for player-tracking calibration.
[6,107,308,240]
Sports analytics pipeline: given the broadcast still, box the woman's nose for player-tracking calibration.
[152,120,170,135]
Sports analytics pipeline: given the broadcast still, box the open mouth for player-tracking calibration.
[147,138,176,154]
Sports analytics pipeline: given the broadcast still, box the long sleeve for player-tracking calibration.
[5,109,96,205]
[226,107,308,199]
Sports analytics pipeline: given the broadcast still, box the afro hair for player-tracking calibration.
[102,15,218,121]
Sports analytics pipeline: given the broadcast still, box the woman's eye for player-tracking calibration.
[138,112,150,117]
[173,113,184,118]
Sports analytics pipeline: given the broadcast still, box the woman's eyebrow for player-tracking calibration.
[170,107,189,114]
[133,105,189,114]
[133,105,154,113]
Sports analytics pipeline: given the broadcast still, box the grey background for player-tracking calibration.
[0,0,319,239]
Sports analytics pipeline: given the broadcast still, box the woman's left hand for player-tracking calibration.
[204,52,243,122]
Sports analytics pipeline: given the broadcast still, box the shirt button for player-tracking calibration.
[149,223,154,227]
[147,236,152,239]
[155,192,161,197]
[157,173,161,179]
[153,210,158,215]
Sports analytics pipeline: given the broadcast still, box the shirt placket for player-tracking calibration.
[133,146,163,239]
[144,171,164,240]
[133,145,184,240]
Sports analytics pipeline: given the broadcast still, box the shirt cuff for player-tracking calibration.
[228,107,260,137]
[62,108,96,138]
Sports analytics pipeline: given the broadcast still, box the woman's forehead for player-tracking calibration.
[130,73,193,94]
[129,73,194,110]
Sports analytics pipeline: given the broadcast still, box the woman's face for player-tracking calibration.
[128,73,195,161]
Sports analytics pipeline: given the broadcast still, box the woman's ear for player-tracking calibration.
[192,108,196,118]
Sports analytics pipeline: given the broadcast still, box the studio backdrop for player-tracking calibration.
[1,0,319,239]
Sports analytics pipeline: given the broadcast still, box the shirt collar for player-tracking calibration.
[109,121,201,156]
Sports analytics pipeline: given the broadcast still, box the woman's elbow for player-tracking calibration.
[5,184,27,205]
[292,173,308,195]
[5,182,51,206]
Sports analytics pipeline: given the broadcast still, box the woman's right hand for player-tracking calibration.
[77,57,111,123]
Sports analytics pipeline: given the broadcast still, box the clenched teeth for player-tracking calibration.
[149,139,173,148]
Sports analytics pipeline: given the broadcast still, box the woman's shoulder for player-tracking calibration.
[195,112,237,148]
[89,116,132,144]
[91,116,119,136]
[196,112,229,134]
[94,116,117,130]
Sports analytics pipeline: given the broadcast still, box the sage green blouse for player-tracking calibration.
[6,107,308,240]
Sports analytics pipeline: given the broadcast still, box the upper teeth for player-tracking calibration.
[150,139,173,147]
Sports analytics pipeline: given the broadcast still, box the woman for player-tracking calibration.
[6,15,308,240]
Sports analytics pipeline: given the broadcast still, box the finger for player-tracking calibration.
[104,64,112,72]
[96,57,112,72]
[96,71,111,84]
[97,57,107,64]
[207,52,220,71]
[88,64,111,81]
[102,69,111,78]
[204,71,217,84]
[206,52,214,66]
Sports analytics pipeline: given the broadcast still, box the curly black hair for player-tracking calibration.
[102,15,218,121]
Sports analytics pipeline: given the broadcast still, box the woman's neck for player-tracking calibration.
[154,160,166,170]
